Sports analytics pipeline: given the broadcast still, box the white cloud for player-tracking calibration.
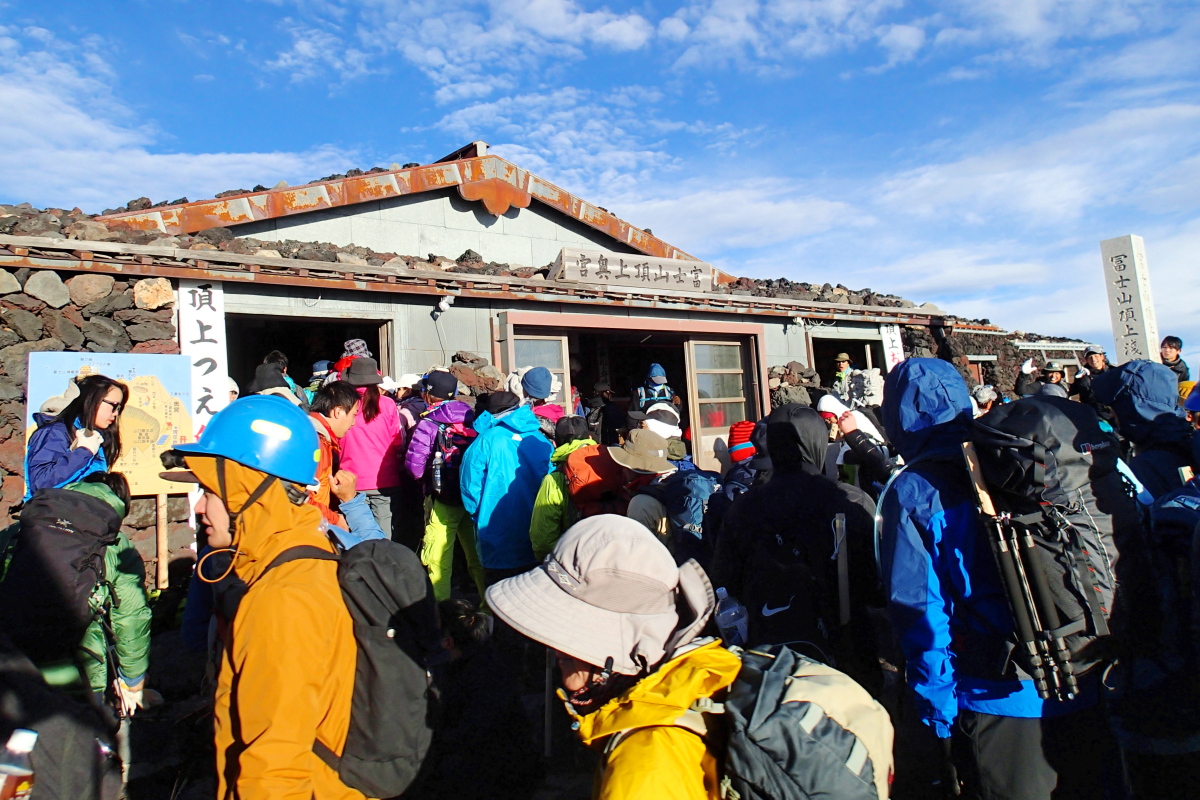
[0,27,351,211]
[265,19,374,83]
[873,23,926,69]
[619,180,866,252]
[879,103,1200,225]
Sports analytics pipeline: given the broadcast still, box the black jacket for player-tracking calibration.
[710,405,881,683]
[1068,367,1117,425]
[1163,356,1191,383]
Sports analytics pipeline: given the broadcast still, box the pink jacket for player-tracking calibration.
[339,389,403,491]
[532,403,566,424]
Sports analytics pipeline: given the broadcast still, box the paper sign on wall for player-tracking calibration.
[26,352,193,496]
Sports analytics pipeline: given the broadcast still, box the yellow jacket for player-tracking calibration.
[192,457,368,800]
[574,641,742,800]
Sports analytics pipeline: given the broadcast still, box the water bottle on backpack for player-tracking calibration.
[715,587,748,647]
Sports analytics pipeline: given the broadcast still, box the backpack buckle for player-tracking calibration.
[690,696,725,715]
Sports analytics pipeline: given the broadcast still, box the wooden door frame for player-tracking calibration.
[496,311,770,418]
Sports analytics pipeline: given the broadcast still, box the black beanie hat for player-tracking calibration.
[554,415,590,446]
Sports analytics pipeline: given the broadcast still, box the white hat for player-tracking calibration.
[486,515,714,675]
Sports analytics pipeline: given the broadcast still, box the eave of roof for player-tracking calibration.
[95,155,699,262]
[0,234,959,327]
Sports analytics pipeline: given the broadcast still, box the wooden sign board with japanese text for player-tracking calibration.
[26,352,193,496]
[1099,235,1160,365]
[177,279,230,434]
[550,247,713,292]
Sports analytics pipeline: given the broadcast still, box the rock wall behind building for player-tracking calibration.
[0,267,194,585]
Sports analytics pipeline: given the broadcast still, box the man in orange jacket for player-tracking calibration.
[163,396,368,800]
[308,380,360,526]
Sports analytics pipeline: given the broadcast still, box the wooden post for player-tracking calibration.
[156,493,169,590]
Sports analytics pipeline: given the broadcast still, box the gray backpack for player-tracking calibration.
[611,643,893,800]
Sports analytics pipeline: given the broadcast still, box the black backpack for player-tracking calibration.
[235,538,442,798]
[971,395,1141,689]
[429,422,476,506]
[0,490,120,664]
[732,483,870,675]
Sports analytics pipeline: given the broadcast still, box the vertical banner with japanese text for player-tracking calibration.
[1099,235,1159,365]
[177,279,230,436]
[880,323,905,372]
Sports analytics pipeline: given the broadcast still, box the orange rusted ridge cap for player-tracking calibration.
[99,152,698,262]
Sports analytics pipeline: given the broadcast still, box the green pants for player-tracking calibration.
[421,498,486,602]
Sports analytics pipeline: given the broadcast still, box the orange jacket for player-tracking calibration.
[308,413,342,527]
[189,456,368,800]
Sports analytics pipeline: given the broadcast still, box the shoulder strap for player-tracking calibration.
[602,707,712,756]
[262,545,339,577]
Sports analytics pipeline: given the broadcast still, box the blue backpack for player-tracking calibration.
[642,470,721,568]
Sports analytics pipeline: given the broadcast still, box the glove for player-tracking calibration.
[1076,366,1090,378]
[939,737,962,798]
[114,678,144,717]
[73,428,103,454]
[1021,358,1036,375]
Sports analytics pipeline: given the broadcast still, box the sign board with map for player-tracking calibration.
[26,352,193,496]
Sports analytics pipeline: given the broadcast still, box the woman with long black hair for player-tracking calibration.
[24,374,128,499]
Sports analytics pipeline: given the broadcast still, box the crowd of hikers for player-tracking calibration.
[2,334,1200,800]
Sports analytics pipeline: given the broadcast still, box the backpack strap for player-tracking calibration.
[259,545,342,773]
[601,707,712,756]
[261,545,339,577]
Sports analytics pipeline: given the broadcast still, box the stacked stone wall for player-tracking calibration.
[0,267,193,582]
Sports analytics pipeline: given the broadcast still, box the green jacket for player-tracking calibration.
[529,438,596,561]
[38,482,152,694]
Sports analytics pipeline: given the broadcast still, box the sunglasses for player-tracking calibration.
[100,399,123,414]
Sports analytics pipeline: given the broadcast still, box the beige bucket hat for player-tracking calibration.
[485,515,715,676]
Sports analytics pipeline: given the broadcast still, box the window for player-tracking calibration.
[512,335,571,412]
[687,341,751,469]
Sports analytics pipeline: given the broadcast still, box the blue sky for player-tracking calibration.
[2,0,1199,367]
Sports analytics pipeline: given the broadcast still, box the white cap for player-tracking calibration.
[5,729,37,753]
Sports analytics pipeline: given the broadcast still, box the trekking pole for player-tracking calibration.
[1004,520,1066,699]
[1020,524,1077,699]
[832,514,850,626]
[544,647,554,759]
[961,444,1052,699]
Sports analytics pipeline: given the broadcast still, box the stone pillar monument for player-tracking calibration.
[1099,235,1159,364]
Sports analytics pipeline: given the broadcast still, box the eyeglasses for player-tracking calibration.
[100,399,123,414]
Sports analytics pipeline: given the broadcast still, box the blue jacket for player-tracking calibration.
[878,359,1084,738]
[24,413,108,501]
[460,405,552,569]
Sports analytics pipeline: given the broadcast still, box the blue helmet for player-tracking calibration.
[173,395,319,485]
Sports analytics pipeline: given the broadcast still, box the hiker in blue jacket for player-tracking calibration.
[1093,358,1196,499]
[877,358,1116,800]
[634,363,674,412]
[25,374,128,500]
[460,391,553,586]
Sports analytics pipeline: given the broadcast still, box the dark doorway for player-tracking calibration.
[569,330,691,429]
[811,338,884,388]
[226,314,386,390]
